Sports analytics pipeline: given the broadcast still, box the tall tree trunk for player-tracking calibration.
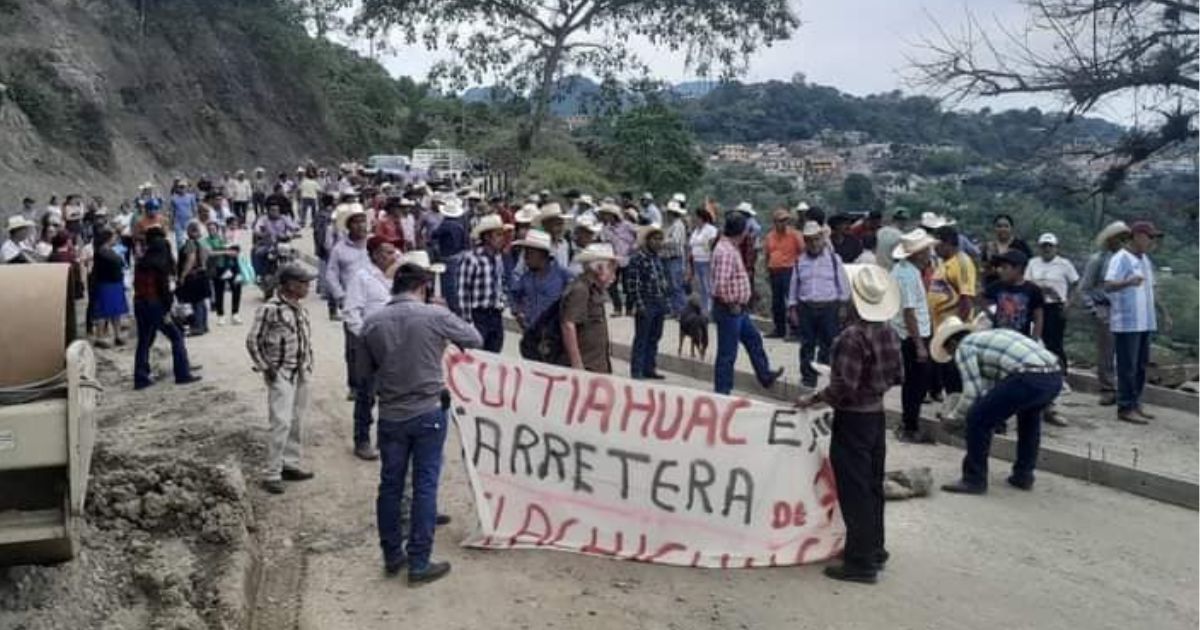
[518,41,565,155]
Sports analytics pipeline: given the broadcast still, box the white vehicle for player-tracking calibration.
[411,147,469,173]
[363,155,412,178]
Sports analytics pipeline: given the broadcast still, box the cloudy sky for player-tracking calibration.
[335,0,1139,122]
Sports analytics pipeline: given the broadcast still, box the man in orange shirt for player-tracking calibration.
[765,207,805,338]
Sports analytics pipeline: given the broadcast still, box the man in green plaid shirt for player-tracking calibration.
[930,319,1062,494]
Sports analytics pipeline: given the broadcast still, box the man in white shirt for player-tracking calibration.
[343,236,399,460]
[229,170,253,224]
[2,216,39,263]
[1025,233,1079,374]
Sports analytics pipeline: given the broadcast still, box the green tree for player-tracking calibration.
[841,173,876,212]
[352,0,797,154]
[606,103,704,197]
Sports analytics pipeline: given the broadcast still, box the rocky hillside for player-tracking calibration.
[0,0,416,206]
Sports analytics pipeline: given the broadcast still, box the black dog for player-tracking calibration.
[677,296,709,360]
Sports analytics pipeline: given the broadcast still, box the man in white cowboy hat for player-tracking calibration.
[464,189,484,217]
[458,214,511,352]
[1078,220,1130,406]
[662,201,689,315]
[359,258,482,585]
[569,215,602,275]
[597,202,637,316]
[573,194,597,223]
[890,228,938,442]
[343,235,402,460]
[796,264,902,584]
[712,212,785,395]
[788,220,850,388]
[510,230,573,360]
[639,192,662,226]
[430,199,471,314]
[532,203,572,268]
[626,224,671,379]
[2,215,40,263]
[932,317,1063,495]
[326,204,372,399]
[561,243,619,373]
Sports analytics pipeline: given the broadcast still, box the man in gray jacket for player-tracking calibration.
[360,258,483,586]
[325,207,371,400]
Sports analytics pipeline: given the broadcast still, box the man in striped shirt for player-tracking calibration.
[711,213,784,395]
[246,264,317,495]
[932,321,1062,494]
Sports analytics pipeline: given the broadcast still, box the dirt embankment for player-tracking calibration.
[0,0,338,208]
[0,350,264,629]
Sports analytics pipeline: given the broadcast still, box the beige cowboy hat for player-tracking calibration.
[6,216,35,233]
[514,204,540,224]
[637,223,664,246]
[801,221,823,237]
[666,201,687,216]
[235,169,246,176]
[577,194,595,207]
[335,203,367,232]
[139,181,155,190]
[930,316,977,363]
[440,201,466,218]
[920,212,949,230]
[471,214,510,240]
[597,202,623,219]
[64,206,84,221]
[1094,220,1131,247]
[467,190,483,201]
[843,264,901,322]
[400,249,446,274]
[512,229,553,252]
[574,242,619,263]
[533,203,570,227]
[733,201,755,215]
[575,215,602,234]
[892,228,939,260]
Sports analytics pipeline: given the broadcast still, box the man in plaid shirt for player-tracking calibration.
[932,321,1062,495]
[711,213,784,394]
[457,215,510,352]
[627,225,671,379]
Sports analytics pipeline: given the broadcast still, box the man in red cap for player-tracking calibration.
[1103,220,1171,424]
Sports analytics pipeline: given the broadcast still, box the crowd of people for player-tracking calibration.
[2,162,1172,586]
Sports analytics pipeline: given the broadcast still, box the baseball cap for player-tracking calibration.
[277,263,316,284]
[1129,221,1162,237]
[1037,233,1058,246]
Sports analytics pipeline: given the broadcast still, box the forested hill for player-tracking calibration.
[675,80,1126,160]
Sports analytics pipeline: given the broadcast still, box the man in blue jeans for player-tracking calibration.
[932,319,1063,494]
[627,224,671,379]
[788,221,850,387]
[710,213,784,395]
[359,259,482,585]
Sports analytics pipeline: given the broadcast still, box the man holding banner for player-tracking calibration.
[798,265,902,584]
[359,260,483,585]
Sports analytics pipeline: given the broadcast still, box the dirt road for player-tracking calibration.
[2,285,1197,629]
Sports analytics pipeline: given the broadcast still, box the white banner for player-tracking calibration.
[445,350,845,568]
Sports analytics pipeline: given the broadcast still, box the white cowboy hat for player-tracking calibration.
[577,194,595,207]
[666,201,687,215]
[6,216,34,233]
[1037,232,1058,246]
[1094,221,1130,247]
[920,212,948,230]
[575,215,602,234]
[641,192,655,201]
[399,197,415,207]
[930,316,976,363]
[734,202,754,215]
[440,201,466,218]
[801,221,823,237]
[796,201,811,212]
[637,223,664,246]
[533,203,570,226]
[672,192,687,204]
[597,203,623,218]
[235,169,245,176]
[139,181,155,190]
[512,229,553,252]
[574,242,618,263]
[296,167,305,174]
[843,264,901,322]
[892,228,939,260]
[64,206,84,221]
[335,204,367,232]
[471,214,510,240]
[467,190,483,201]
[514,204,540,224]
[401,249,446,274]
[254,167,265,173]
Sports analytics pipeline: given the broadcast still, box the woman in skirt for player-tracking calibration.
[90,226,129,347]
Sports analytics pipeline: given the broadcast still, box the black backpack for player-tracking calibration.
[519,299,568,366]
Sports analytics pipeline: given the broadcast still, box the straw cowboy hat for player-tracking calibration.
[637,223,664,246]
[843,264,901,322]
[666,201,687,216]
[440,200,466,218]
[672,192,687,204]
[733,201,755,215]
[597,202,623,219]
[930,316,976,363]
[920,212,948,230]
[577,194,595,207]
[64,206,84,221]
[801,221,823,237]
[1094,220,1131,247]
[574,242,618,264]
[400,249,446,274]
[575,215,602,234]
[6,216,34,233]
[512,229,553,252]
[514,204,540,224]
[471,214,510,240]
[533,203,570,226]
[892,228,939,260]
[139,181,155,190]
[335,204,367,232]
